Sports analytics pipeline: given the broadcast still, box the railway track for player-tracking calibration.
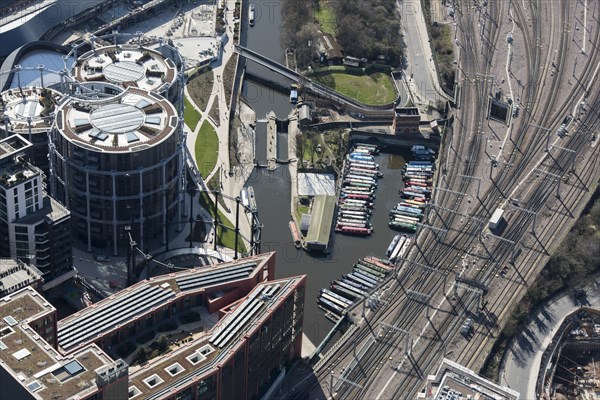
[278,0,599,398]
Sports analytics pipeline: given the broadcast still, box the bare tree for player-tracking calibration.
[295,133,305,161]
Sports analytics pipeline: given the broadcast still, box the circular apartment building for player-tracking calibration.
[50,87,181,254]
[0,86,63,177]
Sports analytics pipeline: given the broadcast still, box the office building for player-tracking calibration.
[0,286,126,400]
[420,358,520,400]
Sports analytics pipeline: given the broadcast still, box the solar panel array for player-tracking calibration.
[210,283,281,348]
[58,283,175,351]
[175,262,257,291]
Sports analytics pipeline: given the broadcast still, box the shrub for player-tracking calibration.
[135,346,148,363]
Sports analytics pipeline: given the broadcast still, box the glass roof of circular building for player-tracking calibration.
[13,99,42,119]
[103,62,146,83]
[89,103,145,134]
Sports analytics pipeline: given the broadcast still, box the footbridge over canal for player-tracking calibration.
[234,45,397,118]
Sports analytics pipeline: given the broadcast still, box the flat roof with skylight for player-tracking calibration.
[54,87,177,152]
[127,275,305,400]
[0,287,117,400]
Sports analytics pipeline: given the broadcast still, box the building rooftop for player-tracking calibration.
[1,87,62,134]
[0,133,31,162]
[72,45,177,93]
[0,135,42,189]
[298,172,336,197]
[425,358,520,400]
[129,275,305,400]
[14,196,70,225]
[305,195,337,249]
[395,106,420,116]
[0,286,117,400]
[0,0,58,29]
[55,87,178,153]
[57,253,274,353]
[0,258,43,296]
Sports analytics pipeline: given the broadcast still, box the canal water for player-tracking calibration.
[247,155,406,343]
[239,1,408,344]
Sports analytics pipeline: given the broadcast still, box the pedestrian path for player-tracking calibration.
[182,0,252,247]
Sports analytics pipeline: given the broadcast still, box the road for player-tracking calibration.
[503,278,600,398]
[399,0,450,105]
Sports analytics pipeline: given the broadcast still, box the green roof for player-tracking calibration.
[305,195,337,250]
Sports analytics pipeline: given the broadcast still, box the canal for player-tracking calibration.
[239,1,408,344]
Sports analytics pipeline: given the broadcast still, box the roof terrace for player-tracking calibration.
[0,287,117,400]
[57,253,274,352]
[129,275,305,400]
[72,45,177,93]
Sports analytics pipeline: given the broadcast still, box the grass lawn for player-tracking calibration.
[184,97,201,130]
[295,201,310,224]
[198,190,247,253]
[311,71,396,105]
[187,69,214,112]
[315,1,337,36]
[195,121,219,178]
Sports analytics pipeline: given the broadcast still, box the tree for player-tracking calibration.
[310,134,320,165]
[136,346,148,363]
[295,133,305,160]
[295,23,320,66]
[156,335,168,352]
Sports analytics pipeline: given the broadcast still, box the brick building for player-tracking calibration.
[1,253,306,400]
[392,106,421,135]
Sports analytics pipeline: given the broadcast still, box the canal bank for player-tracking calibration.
[237,0,425,344]
[246,149,409,343]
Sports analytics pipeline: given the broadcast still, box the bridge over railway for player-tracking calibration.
[233,45,397,118]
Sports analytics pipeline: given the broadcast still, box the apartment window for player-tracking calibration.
[15,226,28,234]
